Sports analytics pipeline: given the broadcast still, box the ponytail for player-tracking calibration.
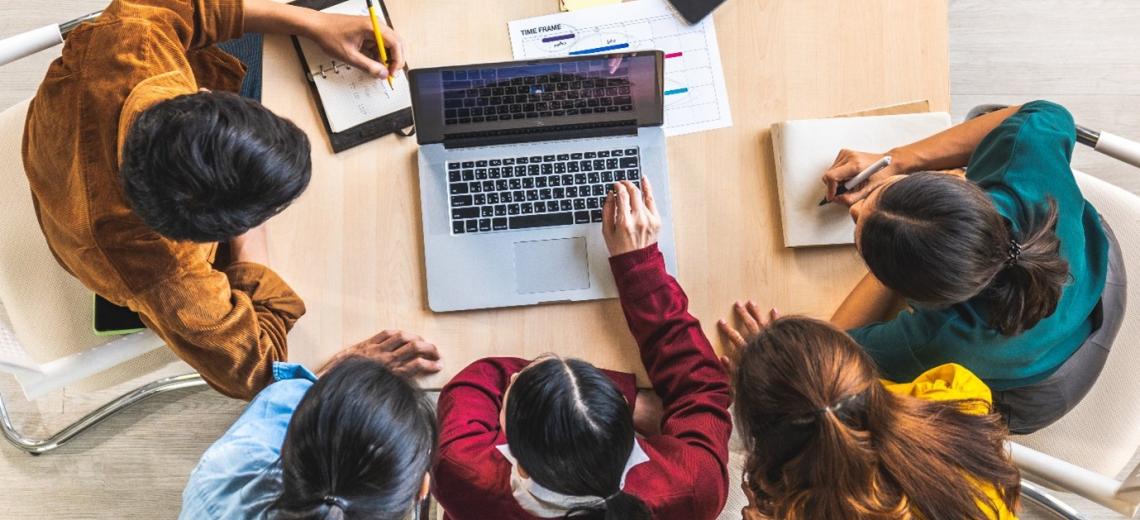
[734,317,1021,520]
[860,172,1069,336]
[986,200,1068,335]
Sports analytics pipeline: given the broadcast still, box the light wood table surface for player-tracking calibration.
[261,0,950,389]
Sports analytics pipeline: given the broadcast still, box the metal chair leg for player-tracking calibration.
[0,373,206,455]
[1022,479,1088,520]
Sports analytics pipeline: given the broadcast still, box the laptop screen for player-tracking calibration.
[409,51,663,145]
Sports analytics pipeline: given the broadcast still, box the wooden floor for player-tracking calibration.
[1,1,1138,518]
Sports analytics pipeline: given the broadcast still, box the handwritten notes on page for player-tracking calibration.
[296,0,411,133]
[508,0,732,136]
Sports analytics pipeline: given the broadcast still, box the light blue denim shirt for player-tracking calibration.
[180,362,318,520]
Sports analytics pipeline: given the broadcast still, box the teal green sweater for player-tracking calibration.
[849,101,1110,391]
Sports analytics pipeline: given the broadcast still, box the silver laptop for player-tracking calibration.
[408,51,678,312]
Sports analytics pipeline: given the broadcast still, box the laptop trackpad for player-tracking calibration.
[514,238,590,294]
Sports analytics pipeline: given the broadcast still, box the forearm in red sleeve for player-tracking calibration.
[608,244,733,464]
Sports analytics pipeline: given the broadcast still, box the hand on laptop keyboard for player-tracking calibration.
[602,177,660,257]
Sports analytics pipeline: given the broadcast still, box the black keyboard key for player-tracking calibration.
[495,205,507,216]
[503,158,516,165]
[453,221,465,234]
[606,159,619,169]
[490,159,502,166]
[543,155,556,162]
[567,162,580,173]
[529,156,543,163]
[591,209,603,223]
[611,149,624,157]
[567,186,579,197]
[514,166,527,176]
[465,220,478,232]
[620,157,639,168]
[469,182,482,193]
[574,211,591,224]
[533,201,546,213]
[462,161,475,168]
[496,180,509,191]
[602,171,614,183]
[488,193,500,204]
[526,190,539,201]
[481,206,494,218]
[615,170,627,181]
[521,203,534,214]
[476,160,488,167]
[571,153,583,160]
[510,179,522,189]
[509,212,574,230]
[522,178,535,189]
[449,171,461,183]
[540,189,552,200]
[562,174,574,184]
[556,154,570,161]
[478,219,492,232]
[517,157,529,164]
[588,197,600,209]
[528,164,541,175]
[508,204,521,215]
[483,181,495,191]
[476,169,488,179]
[587,172,600,184]
[462,170,475,181]
[451,195,473,207]
[541,164,553,175]
[448,162,461,170]
[584,152,597,159]
[625,148,638,155]
[536,177,548,188]
[592,185,605,196]
[452,207,479,219]
[574,199,586,210]
[473,194,486,205]
[560,200,573,211]
[598,150,610,158]
[489,167,501,178]
[493,218,508,231]
[554,162,566,174]
[628,169,640,180]
[593,159,606,170]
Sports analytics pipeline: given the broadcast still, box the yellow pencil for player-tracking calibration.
[365,0,395,90]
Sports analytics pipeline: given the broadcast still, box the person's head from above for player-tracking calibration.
[270,357,437,520]
[732,316,1020,520]
[119,91,312,243]
[849,171,1069,335]
[501,355,651,520]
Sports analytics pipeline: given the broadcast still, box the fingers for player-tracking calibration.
[614,181,632,219]
[383,26,405,76]
[344,45,388,78]
[641,175,658,215]
[717,318,748,348]
[734,301,762,336]
[822,162,860,199]
[391,339,441,363]
[623,180,645,214]
[391,356,443,377]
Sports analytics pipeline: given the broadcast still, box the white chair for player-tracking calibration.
[0,13,206,456]
[1010,167,1140,520]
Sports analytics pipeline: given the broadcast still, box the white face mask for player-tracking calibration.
[495,441,651,518]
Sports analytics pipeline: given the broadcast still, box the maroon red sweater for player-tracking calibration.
[433,244,733,520]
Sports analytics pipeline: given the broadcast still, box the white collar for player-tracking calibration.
[495,440,651,518]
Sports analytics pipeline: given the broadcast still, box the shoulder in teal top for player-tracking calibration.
[849,101,1110,391]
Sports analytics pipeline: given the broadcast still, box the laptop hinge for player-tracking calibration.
[442,120,638,149]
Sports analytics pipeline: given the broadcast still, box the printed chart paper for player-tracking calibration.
[508,0,733,137]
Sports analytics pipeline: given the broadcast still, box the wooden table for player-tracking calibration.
[261,0,950,388]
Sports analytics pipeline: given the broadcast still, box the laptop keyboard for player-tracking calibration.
[448,147,641,235]
[441,64,634,126]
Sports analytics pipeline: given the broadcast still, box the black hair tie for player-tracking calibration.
[1006,239,1023,267]
[323,495,349,510]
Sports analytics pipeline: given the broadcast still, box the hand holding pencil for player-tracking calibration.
[305,7,404,81]
[366,0,395,89]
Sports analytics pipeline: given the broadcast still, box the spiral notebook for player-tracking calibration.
[290,0,413,152]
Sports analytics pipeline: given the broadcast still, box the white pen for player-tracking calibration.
[819,155,893,206]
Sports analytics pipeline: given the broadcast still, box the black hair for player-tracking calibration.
[269,357,437,520]
[505,357,651,520]
[119,91,312,243]
[859,172,1069,335]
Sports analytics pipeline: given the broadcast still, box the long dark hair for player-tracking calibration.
[269,357,437,520]
[734,317,1020,520]
[859,172,1069,335]
[505,357,651,520]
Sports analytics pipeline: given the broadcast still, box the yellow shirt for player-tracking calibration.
[884,363,1019,520]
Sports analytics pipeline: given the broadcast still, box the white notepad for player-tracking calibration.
[770,112,952,248]
[294,0,411,133]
